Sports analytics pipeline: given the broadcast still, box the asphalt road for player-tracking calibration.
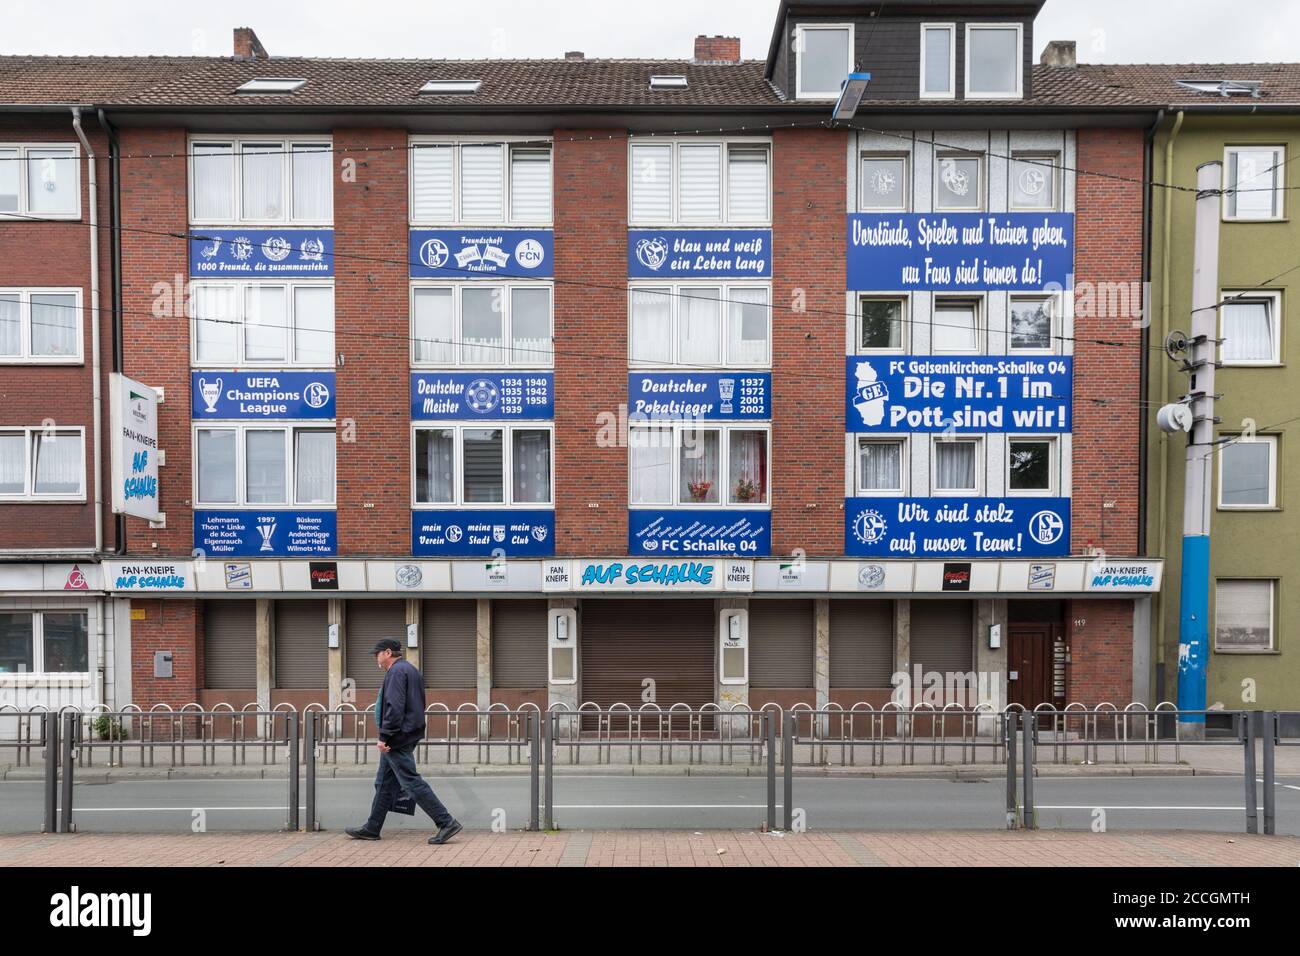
[2,773,1298,835]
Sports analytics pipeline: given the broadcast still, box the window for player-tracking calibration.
[935,154,982,210]
[965,24,1023,98]
[0,428,85,500]
[933,297,981,352]
[859,296,906,351]
[920,24,955,98]
[1214,579,1275,651]
[1008,439,1055,494]
[410,140,552,225]
[857,438,905,494]
[859,155,909,211]
[0,288,81,362]
[649,75,688,91]
[1223,146,1285,220]
[190,281,334,366]
[794,23,853,99]
[193,425,335,507]
[1010,152,1058,210]
[629,140,771,225]
[630,284,770,367]
[1009,294,1058,352]
[0,611,89,674]
[413,424,552,507]
[0,144,79,218]
[1220,291,1280,364]
[235,78,308,94]
[411,283,553,367]
[419,80,482,95]
[190,137,332,224]
[628,424,769,508]
[933,438,979,494]
[1218,435,1277,509]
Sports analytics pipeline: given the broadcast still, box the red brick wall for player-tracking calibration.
[1067,598,1134,706]
[553,130,627,555]
[333,128,409,556]
[0,115,114,551]
[129,598,203,707]
[1071,128,1144,557]
[771,128,847,557]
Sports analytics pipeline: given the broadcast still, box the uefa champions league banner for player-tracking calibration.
[628,229,772,279]
[195,511,337,557]
[629,510,771,557]
[189,229,334,277]
[410,372,554,420]
[845,355,1071,433]
[409,229,553,278]
[628,372,770,421]
[845,497,1070,558]
[846,214,1073,291]
[192,371,336,420]
[412,510,555,557]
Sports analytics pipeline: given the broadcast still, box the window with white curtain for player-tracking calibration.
[0,428,85,500]
[933,438,979,493]
[0,288,81,362]
[629,283,770,367]
[1220,292,1280,364]
[629,140,770,225]
[1223,145,1285,220]
[189,136,332,224]
[1214,579,1275,651]
[190,280,334,367]
[1218,435,1277,509]
[193,425,335,507]
[409,139,553,224]
[933,298,981,352]
[413,424,553,507]
[795,24,853,99]
[857,439,905,494]
[0,611,89,675]
[411,283,553,367]
[0,144,79,218]
[629,424,769,508]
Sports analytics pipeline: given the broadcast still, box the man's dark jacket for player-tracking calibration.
[376,658,427,751]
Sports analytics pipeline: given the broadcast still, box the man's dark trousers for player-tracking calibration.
[364,744,454,833]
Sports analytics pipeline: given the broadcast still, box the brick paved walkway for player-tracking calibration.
[1,829,1296,867]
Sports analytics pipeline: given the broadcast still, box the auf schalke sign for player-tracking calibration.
[191,371,335,420]
[189,229,333,277]
[846,213,1073,291]
[845,497,1070,558]
[410,372,554,420]
[628,372,770,421]
[409,229,553,279]
[846,356,1071,433]
[628,229,772,279]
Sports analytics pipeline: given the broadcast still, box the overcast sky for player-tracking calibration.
[2,0,1296,63]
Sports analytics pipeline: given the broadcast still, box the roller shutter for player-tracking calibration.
[274,600,329,690]
[829,600,894,687]
[203,600,256,690]
[909,601,974,675]
[422,600,477,688]
[580,600,714,711]
[346,600,407,690]
[748,600,814,688]
[491,600,547,688]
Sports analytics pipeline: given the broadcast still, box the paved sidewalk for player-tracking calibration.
[1,829,1296,867]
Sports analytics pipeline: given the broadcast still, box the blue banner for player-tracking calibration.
[845,497,1070,558]
[628,372,770,421]
[409,229,553,279]
[194,510,337,557]
[628,229,772,279]
[847,214,1073,291]
[189,229,333,277]
[629,509,770,557]
[846,355,1071,433]
[412,510,555,556]
[192,371,335,420]
[410,372,553,420]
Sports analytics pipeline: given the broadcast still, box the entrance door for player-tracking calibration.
[1007,623,1056,709]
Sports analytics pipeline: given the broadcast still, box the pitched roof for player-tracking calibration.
[1071,62,1300,107]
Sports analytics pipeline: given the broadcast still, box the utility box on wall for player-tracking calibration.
[153,651,174,679]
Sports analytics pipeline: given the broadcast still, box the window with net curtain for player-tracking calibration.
[0,148,21,212]
[0,292,77,358]
[679,287,721,365]
[858,439,903,492]
[1225,147,1284,220]
[415,428,455,503]
[295,430,335,504]
[24,149,77,215]
[629,426,673,504]
[245,430,286,503]
[33,432,83,495]
[1214,579,1274,650]
[1220,438,1273,507]
[1221,296,1277,363]
[934,439,977,491]
[512,429,551,503]
[463,428,504,502]
[0,432,25,494]
[460,286,506,364]
[680,428,720,503]
[728,430,767,504]
[0,294,17,356]
[196,428,236,503]
[191,284,238,364]
[192,140,331,222]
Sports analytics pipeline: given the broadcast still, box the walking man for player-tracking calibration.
[346,638,462,845]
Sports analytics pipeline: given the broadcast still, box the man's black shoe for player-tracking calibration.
[345,826,381,841]
[428,820,463,845]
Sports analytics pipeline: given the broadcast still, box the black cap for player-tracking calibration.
[371,638,402,655]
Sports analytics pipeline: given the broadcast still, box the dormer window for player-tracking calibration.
[235,78,308,94]
[794,23,854,99]
[965,24,1023,99]
[920,24,955,99]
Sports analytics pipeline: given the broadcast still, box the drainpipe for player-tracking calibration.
[71,107,106,706]
[98,107,126,556]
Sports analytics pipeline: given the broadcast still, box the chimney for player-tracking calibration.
[233,27,269,60]
[693,35,741,64]
[1040,40,1076,68]
[564,51,585,61]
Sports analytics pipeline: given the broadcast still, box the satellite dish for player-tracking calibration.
[1156,403,1194,434]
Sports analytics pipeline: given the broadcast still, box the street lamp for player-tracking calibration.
[833,72,872,120]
